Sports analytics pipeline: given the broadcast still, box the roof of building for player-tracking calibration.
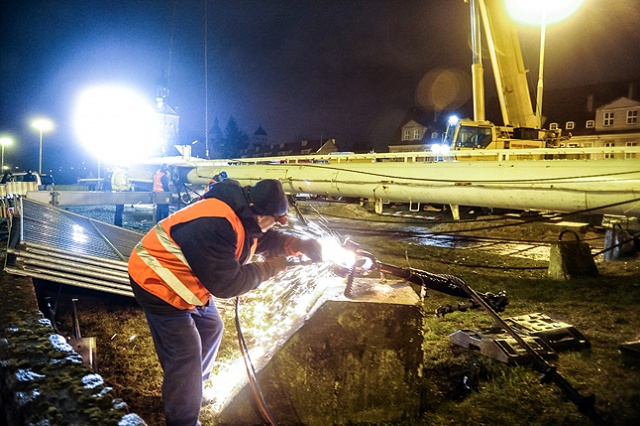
[531,79,639,135]
[242,138,339,158]
[388,106,465,146]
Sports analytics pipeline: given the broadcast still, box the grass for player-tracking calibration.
[36,203,640,425]
[353,236,640,426]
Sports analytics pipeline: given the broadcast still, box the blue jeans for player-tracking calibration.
[144,300,224,426]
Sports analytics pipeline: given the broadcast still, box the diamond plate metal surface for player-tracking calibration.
[4,198,143,297]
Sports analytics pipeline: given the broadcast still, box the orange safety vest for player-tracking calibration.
[128,198,257,309]
[152,171,166,192]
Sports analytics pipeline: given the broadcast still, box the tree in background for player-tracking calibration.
[208,117,225,159]
[223,117,249,158]
[208,116,249,159]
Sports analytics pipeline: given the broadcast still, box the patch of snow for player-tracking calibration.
[82,373,104,389]
[15,368,45,382]
[15,388,41,406]
[118,413,147,426]
[49,334,75,353]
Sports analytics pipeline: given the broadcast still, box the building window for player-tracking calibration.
[301,140,308,146]
[413,129,421,140]
[605,142,616,147]
[627,110,638,124]
[301,149,311,154]
[403,130,410,140]
[565,121,575,130]
[549,122,558,130]
[582,142,593,148]
[603,112,614,126]
[626,142,638,147]
[586,120,595,128]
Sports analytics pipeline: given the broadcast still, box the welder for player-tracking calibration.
[128,178,322,426]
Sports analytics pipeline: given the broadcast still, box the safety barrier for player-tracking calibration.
[0,182,38,197]
[0,182,39,219]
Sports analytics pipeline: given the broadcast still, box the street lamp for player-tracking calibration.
[506,0,584,128]
[31,118,54,175]
[0,137,12,171]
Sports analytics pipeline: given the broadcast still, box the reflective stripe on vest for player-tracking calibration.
[129,198,251,309]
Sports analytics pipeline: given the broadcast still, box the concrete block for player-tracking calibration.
[548,240,599,280]
[217,278,424,425]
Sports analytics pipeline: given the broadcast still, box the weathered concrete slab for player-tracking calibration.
[548,239,599,280]
[218,278,424,425]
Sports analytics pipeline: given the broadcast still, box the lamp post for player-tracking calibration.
[31,118,54,175]
[0,137,12,171]
[506,0,584,128]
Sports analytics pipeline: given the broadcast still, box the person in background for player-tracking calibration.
[111,167,132,227]
[207,171,228,191]
[153,164,171,222]
[1,169,13,184]
[128,178,323,426]
[24,170,37,182]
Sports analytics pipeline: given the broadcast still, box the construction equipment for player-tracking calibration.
[335,237,508,313]
[442,0,561,151]
[333,238,604,425]
[449,275,605,425]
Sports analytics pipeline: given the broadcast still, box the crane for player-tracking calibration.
[443,0,561,151]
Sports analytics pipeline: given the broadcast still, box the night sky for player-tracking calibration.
[1,0,639,180]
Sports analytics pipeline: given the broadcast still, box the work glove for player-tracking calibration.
[285,237,324,262]
[256,256,288,281]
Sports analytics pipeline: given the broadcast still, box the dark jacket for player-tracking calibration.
[131,179,290,314]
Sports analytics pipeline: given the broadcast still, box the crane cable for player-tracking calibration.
[234,296,279,426]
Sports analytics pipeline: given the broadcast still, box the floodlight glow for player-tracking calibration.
[31,118,54,133]
[506,0,584,26]
[74,85,162,165]
[448,115,459,125]
[431,144,450,155]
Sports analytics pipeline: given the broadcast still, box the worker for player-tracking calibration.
[111,167,132,192]
[111,167,131,227]
[128,178,322,426]
[24,170,37,182]
[153,164,171,222]
[1,169,13,184]
[207,170,228,191]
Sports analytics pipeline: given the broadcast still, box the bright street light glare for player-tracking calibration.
[0,137,13,171]
[74,85,162,165]
[506,0,585,26]
[31,118,54,132]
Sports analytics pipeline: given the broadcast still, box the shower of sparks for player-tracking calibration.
[203,261,348,414]
[318,236,356,268]
[202,215,374,414]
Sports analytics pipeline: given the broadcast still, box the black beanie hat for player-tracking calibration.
[248,179,288,217]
